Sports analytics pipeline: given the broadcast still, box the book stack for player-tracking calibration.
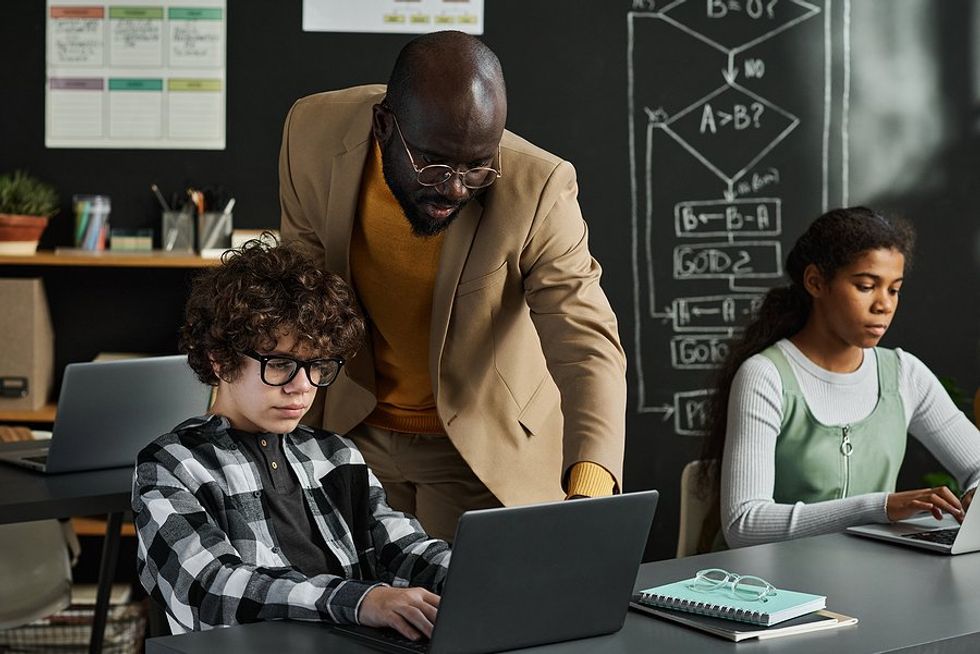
[631,576,858,642]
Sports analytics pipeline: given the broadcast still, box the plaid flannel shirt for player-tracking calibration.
[133,415,450,633]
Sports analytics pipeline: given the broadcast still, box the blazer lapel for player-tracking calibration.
[429,199,482,395]
[323,115,374,283]
[324,96,377,395]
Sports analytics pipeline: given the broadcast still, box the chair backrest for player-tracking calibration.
[676,460,712,558]
[0,520,73,629]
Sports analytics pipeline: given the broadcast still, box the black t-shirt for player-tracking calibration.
[230,428,343,577]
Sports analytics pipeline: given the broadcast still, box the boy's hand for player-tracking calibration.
[359,586,440,640]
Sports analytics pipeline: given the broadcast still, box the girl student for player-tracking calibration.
[700,206,980,549]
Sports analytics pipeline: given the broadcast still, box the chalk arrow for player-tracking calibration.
[644,106,669,125]
[718,111,732,126]
[650,403,676,421]
[722,62,739,85]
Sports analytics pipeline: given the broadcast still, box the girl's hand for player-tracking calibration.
[962,487,976,513]
[886,486,964,523]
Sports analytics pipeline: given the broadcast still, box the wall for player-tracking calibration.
[1,1,977,560]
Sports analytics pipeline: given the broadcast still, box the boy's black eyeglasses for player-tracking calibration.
[242,351,344,388]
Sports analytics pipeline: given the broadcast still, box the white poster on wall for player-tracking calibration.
[45,0,227,150]
[303,0,483,35]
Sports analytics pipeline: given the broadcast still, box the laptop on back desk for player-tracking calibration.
[0,355,211,473]
[332,490,659,654]
[846,506,980,555]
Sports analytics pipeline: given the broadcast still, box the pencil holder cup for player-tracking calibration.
[162,211,195,252]
[197,211,232,252]
[73,195,111,251]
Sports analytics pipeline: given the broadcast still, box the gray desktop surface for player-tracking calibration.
[146,532,980,654]
[0,441,133,523]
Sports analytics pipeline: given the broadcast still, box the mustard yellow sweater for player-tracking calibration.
[350,141,614,497]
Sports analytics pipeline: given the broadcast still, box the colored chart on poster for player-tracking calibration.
[46,0,226,149]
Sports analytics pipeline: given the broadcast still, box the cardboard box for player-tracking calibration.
[0,279,54,411]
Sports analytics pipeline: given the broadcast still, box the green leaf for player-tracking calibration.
[0,170,60,217]
[922,472,960,495]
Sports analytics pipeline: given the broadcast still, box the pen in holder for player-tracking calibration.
[162,210,195,252]
[73,195,111,251]
[197,210,233,253]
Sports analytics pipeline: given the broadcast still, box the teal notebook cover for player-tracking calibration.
[636,578,826,626]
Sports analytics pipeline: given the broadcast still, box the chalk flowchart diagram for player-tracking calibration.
[627,0,850,435]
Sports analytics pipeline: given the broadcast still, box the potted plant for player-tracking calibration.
[0,171,60,255]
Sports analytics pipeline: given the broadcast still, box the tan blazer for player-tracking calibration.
[279,85,626,506]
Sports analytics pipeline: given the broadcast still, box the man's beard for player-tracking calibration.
[381,149,462,237]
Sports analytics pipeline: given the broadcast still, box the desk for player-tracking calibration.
[146,531,980,654]
[0,443,133,654]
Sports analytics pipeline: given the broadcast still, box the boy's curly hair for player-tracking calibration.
[180,237,365,386]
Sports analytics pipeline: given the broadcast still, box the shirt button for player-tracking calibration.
[271,461,278,470]
[271,546,280,554]
[260,439,267,447]
[252,491,260,498]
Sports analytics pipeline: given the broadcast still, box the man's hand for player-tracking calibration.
[359,586,440,640]
[886,486,964,523]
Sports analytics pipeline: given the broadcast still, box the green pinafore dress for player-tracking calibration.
[765,345,907,504]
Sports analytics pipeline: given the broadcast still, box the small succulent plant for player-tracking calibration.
[0,170,60,217]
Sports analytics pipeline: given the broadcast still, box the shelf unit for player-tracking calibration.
[0,250,215,424]
[0,403,57,423]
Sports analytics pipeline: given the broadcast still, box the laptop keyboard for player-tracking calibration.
[333,624,430,653]
[902,527,959,545]
[24,455,49,465]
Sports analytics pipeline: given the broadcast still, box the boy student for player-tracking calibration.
[699,207,980,550]
[133,239,449,639]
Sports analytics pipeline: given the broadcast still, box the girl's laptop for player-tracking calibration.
[846,507,980,555]
[331,490,659,654]
[0,355,211,473]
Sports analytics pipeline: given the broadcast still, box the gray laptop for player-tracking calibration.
[332,490,659,654]
[0,355,210,473]
[846,507,980,555]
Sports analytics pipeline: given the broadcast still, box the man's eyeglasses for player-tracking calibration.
[688,568,777,602]
[387,107,502,190]
[242,350,344,388]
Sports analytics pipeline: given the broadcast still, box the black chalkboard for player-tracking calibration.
[1,1,977,561]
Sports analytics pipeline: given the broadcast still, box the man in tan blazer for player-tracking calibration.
[279,31,625,540]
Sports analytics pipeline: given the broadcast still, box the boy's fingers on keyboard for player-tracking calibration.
[390,613,425,641]
[419,598,438,623]
[396,604,435,639]
[359,586,438,639]
[420,589,440,608]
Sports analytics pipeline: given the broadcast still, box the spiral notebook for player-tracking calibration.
[629,603,858,642]
[635,578,826,626]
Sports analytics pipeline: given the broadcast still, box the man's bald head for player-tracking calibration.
[374,32,507,237]
[386,31,506,135]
